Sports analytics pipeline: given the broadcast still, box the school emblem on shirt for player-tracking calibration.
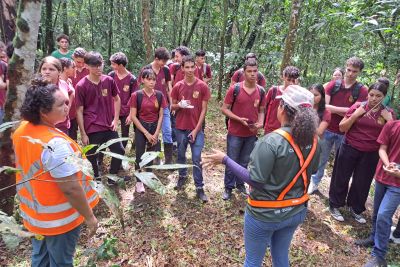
[193,91,200,99]
[348,95,354,103]
[254,99,260,107]
[377,116,385,125]
[102,88,108,97]
[123,85,130,92]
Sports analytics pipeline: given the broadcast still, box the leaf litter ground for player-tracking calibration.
[1,97,400,266]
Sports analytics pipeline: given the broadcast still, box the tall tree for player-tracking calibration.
[217,0,229,101]
[0,0,17,43]
[281,0,302,72]
[62,0,69,36]
[44,0,54,55]
[142,0,152,62]
[0,0,42,215]
[183,0,206,46]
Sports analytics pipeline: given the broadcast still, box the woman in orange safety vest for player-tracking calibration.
[12,76,98,266]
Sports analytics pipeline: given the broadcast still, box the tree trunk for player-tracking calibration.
[177,0,185,45]
[183,0,206,46]
[141,0,152,62]
[62,0,69,36]
[225,0,240,48]
[0,0,17,43]
[217,0,229,101]
[44,0,54,55]
[108,0,114,61]
[281,0,302,72]
[0,0,42,215]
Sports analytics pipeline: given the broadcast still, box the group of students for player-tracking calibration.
[3,32,400,267]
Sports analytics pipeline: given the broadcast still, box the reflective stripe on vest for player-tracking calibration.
[247,129,317,208]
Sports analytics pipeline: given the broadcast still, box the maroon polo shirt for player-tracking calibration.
[55,79,73,134]
[109,72,138,117]
[195,64,212,81]
[224,82,267,137]
[138,65,171,101]
[264,86,282,134]
[171,78,211,130]
[76,75,119,134]
[325,80,368,134]
[375,120,400,187]
[70,68,89,119]
[170,63,185,86]
[321,109,331,124]
[344,102,393,152]
[231,68,266,88]
[129,90,167,123]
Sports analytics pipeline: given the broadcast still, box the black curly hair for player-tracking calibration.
[21,76,59,125]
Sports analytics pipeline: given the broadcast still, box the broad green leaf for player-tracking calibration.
[64,152,94,178]
[105,174,126,190]
[101,151,135,162]
[0,211,35,249]
[133,172,166,195]
[21,136,53,150]
[0,166,22,174]
[139,151,160,168]
[95,137,130,153]
[96,236,118,260]
[0,121,20,133]
[367,19,378,26]
[89,181,124,228]
[145,164,194,170]
[82,144,98,156]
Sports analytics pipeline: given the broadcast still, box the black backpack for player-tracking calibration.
[109,71,137,94]
[135,90,163,120]
[225,83,266,128]
[331,79,363,102]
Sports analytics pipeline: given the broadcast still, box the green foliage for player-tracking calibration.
[138,151,160,168]
[101,151,135,163]
[133,172,166,195]
[0,166,21,175]
[0,121,20,133]
[0,211,35,249]
[82,144,98,156]
[145,163,194,170]
[95,137,130,154]
[96,236,119,260]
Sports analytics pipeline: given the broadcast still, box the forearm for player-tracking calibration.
[257,111,265,124]
[64,186,95,221]
[132,117,150,136]
[155,111,163,136]
[221,107,242,121]
[113,99,121,119]
[339,115,359,132]
[222,156,264,190]
[379,146,390,167]
[76,108,86,136]
[327,105,348,115]
[0,78,6,90]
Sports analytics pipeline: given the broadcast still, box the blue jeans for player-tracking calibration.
[31,225,81,267]
[0,107,4,124]
[224,134,257,189]
[161,107,173,144]
[370,181,400,260]
[176,129,205,188]
[244,209,307,267]
[311,130,344,186]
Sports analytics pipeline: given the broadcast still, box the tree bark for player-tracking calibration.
[108,0,114,61]
[0,0,42,215]
[141,0,152,62]
[62,0,69,36]
[44,0,54,55]
[177,0,185,45]
[0,0,17,43]
[217,0,229,101]
[281,0,302,72]
[225,0,240,48]
[183,0,206,46]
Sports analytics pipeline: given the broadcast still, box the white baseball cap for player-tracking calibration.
[276,85,314,111]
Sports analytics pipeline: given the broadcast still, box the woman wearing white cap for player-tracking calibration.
[203,85,321,267]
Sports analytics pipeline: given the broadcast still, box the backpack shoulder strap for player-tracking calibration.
[257,85,266,106]
[163,66,169,79]
[231,82,241,108]
[155,90,163,111]
[136,90,144,116]
[352,82,363,101]
[129,74,137,94]
[109,71,115,78]
[330,79,342,96]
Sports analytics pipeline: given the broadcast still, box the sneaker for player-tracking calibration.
[363,256,387,267]
[222,189,232,201]
[390,226,400,244]
[136,182,145,193]
[236,184,248,195]
[308,182,319,194]
[349,207,366,224]
[355,237,374,247]
[330,207,344,222]
[196,188,208,202]
[174,176,187,190]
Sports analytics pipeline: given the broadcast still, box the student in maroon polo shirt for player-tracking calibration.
[69,47,89,140]
[195,49,212,84]
[76,51,126,182]
[169,46,191,86]
[311,57,368,200]
[109,52,138,149]
[230,53,266,88]
[264,66,300,134]
[329,81,394,223]
[355,120,400,267]
[127,69,167,193]
[221,59,266,200]
[171,55,211,202]
[138,47,174,164]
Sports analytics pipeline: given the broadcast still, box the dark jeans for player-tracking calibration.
[87,130,124,177]
[31,225,81,267]
[68,118,78,141]
[176,129,205,188]
[171,112,177,143]
[329,141,379,213]
[135,120,160,170]
[120,115,130,148]
[224,134,257,190]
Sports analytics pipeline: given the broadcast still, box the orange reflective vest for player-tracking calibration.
[247,129,317,208]
[12,121,99,236]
